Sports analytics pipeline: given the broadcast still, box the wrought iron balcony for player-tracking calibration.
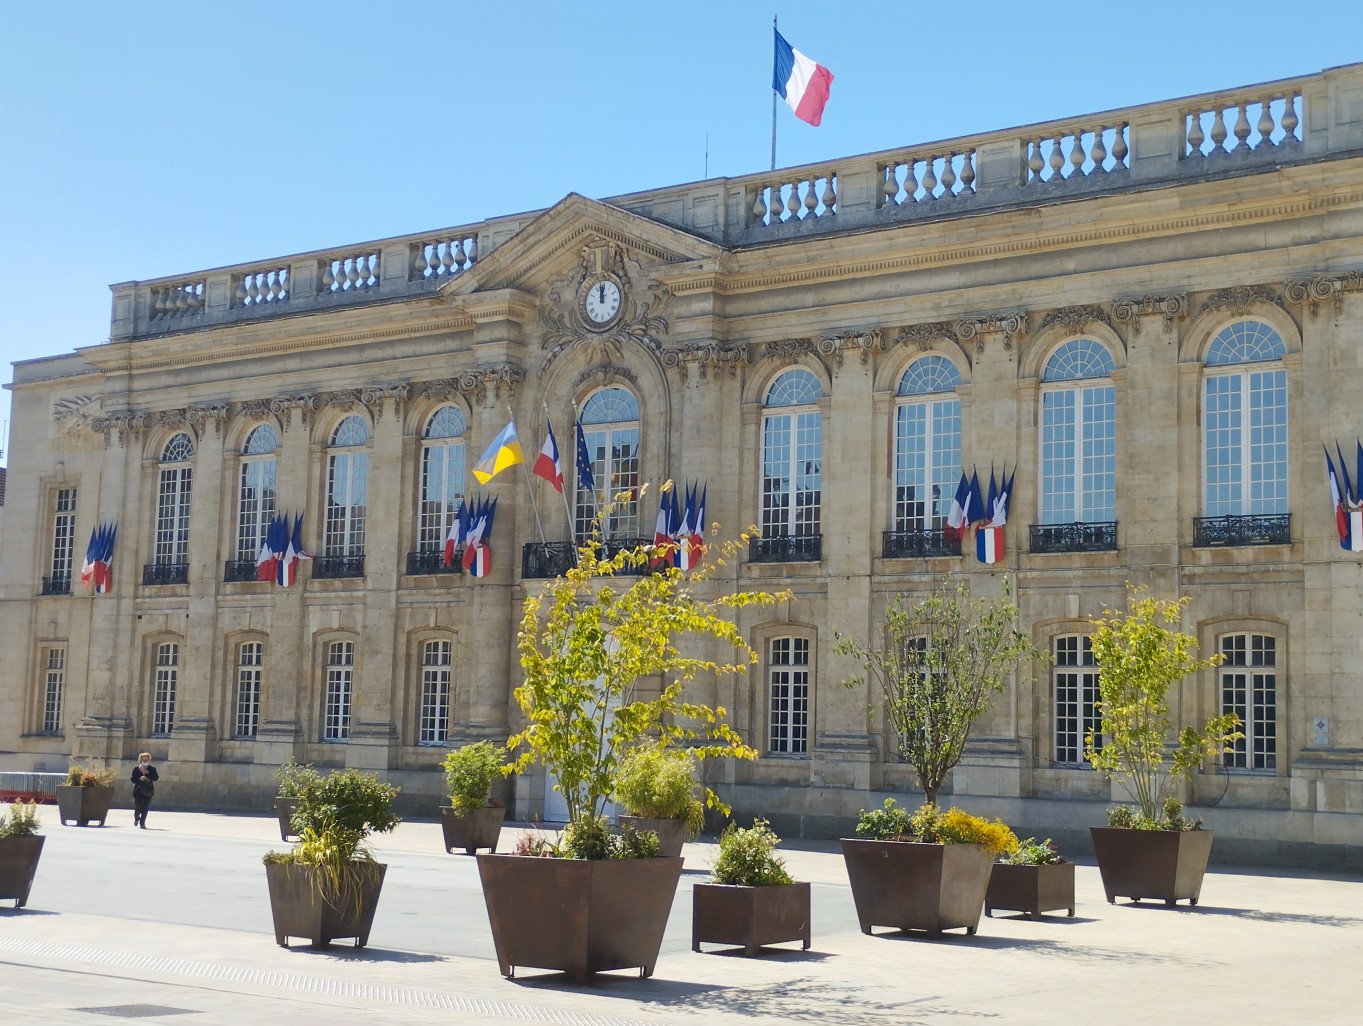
[522,542,576,579]
[40,574,71,596]
[1029,522,1118,554]
[223,559,260,582]
[1193,514,1291,547]
[882,529,958,558]
[142,563,189,586]
[406,549,463,575]
[313,554,365,579]
[749,534,822,563]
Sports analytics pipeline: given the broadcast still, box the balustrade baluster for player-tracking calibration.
[883,165,899,206]
[414,247,429,276]
[786,182,802,220]
[1233,102,1251,149]
[1187,112,1205,154]
[1028,140,1044,182]
[1069,132,1085,176]
[322,263,336,290]
[958,150,975,192]
[752,187,767,224]
[1257,99,1274,146]
[822,175,835,212]
[1281,93,1299,139]
[1091,128,1107,172]
[921,158,937,199]
[940,155,956,196]
[1048,135,1064,180]
[454,238,468,270]
[440,243,454,273]
[1111,124,1128,166]
[1210,108,1227,151]
[804,180,819,216]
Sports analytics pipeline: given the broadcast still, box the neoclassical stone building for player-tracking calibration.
[5,63,1363,863]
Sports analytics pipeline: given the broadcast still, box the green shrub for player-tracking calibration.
[264,768,401,867]
[442,741,505,814]
[558,814,661,860]
[0,800,41,838]
[274,759,319,798]
[1105,797,1202,832]
[854,799,1017,857]
[66,763,114,787]
[614,747,705,838]
[512,831,560,857]
[1000,837,1064,865]
[854,797,913,840]
[710,819,793,887]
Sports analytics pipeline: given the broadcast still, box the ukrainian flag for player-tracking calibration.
[472,421,524,483]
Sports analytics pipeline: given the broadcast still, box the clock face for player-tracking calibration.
[582,278,622,325]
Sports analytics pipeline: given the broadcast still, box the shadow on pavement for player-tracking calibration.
[1113,902,1363,928]
[282,946,445,964]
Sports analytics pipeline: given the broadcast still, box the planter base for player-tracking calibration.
[618,816,688,859]
[478,854,682,982]
[985,862,1075,918]
[265,861,386,948]
[274,797,300,842]
[841,838,992,938]
[439,805,505,854]
[56,785,114,827]
[692,882,810,955]
[0,836,45,908]
[1090,827,1214,907]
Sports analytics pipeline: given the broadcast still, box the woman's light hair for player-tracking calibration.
[138,752,151,761]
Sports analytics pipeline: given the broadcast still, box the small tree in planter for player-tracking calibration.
[0,801,44,908]
[272,759,318,842]
[614,745,706,858]
[439,740,507,854]
[56,763,116,827]
[1084,591,1239,907]
[262,768,400,948]
[479,516,785,982]
[986,838,1074,919]
[693,819,810,956]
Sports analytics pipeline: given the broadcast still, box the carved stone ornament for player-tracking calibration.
[817,329,883,368]
[893,323,956,352]
[1109,293,1188,336]
[1283,272,1363,318]
[572,364,641,395]
[1039,304,1112,335]
[418,364,526,407]
[158,402,231,435]
[52,395,101,439]
[88,409,153,449]
[659,340,749,380]
[953,310,1029,354]
[760,337,818,361]
[1198,285,1280,318]
[539,240,671,373]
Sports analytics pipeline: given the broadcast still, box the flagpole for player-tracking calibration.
[770,15,778,172]
[510,405,548,545]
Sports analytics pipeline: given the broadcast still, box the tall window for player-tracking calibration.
[1053,635,1101,765]
[1040,340,1115,525]
[762,369,822,540]
[152,642,178,736]
[768,636,810,755]
[235,641,263,739]
[155,434,194,565]
[41,647,65,734]
[323,640,354,742]
[575,388,640,540]
[1221,633,1276,770]
[894,357,961,531]
[325,417,369,557]
[1203,321,1287,517]
[236,426,278,561]
[418,407,466,552]
[418,639,452,745]
[50,488,78,585]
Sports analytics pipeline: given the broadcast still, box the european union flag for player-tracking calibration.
[575,419,596,494]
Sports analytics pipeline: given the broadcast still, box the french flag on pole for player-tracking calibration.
[773,29,833,127]
[976,467,1014,566]
[533,418,564,492]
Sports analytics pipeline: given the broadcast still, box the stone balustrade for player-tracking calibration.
[110,64,1360,341]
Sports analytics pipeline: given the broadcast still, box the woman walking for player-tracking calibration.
[131,753,159,828]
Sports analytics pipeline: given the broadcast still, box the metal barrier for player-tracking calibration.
[0,771,68,804]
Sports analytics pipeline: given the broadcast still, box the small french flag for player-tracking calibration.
[773,29,833,127]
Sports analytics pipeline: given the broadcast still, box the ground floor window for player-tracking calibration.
[1054,635,1100,765]
[323,641,354,742]
[42,647,65,734]
[1222,633,1276,770]
[768,637,810,755]
[235,642,263,739]
[418,640,451,745]
[152,643,178,736]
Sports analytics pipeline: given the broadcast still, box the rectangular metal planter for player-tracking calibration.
[692,881,811,955]
[56,785,114,826]
[985,862,1075,918]
[439,805,505,854]
[617,816,688,859]
[477,854,683,982]
[0,836,45,908]
[1090,827,1214,906]
[274,797,300,842]
[264,861,386,948]
[840,838,993,937]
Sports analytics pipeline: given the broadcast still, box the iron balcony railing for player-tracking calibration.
[223,559,260,582]
[40,574,72,595]
[1193,514,1291,547]
[521,537,658,579]
[882,529,958,558]
[142,563,189,586]
[313,554,365,579]
[405,549,464,575]
[749,534,822,563]
[1029,521,1119,553]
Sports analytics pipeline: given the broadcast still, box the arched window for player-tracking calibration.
[235,425,278,562]
[761,369,822,555]
[1039,340,1115,527]
[894,356,961,534]
[325,417,369,559]
[1203,321,1287,521]
[155,433,194,567]
[575,388,640,540]
[1220,632,1277,771]
[418,407,466,553]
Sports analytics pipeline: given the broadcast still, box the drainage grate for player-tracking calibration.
[74,1006,200,1019]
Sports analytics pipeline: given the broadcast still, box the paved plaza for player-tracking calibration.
[1,810,1360,1025]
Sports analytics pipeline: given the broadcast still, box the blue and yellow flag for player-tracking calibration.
[472,421,524,483]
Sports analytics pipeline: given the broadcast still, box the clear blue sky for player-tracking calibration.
[4,0,1363,461]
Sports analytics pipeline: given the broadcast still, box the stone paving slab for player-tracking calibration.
[1,811,1360,1025]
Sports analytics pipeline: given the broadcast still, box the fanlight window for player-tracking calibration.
[1205,320,1285,366]
[243,424,278,454]
[897,355,961,395]
[162,433,194,462]
[331,416,369,447]
[765,368,821,407]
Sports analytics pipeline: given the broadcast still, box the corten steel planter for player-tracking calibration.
[55,785,114,827]
[618,816,688,859]
[477,854,683,982]
[840,838,993,937]
[0,836,46,908]
[692,881,811,955]
[264,861,387,948]
[274,797,301,842]
[985,862,1075,918]
[439,804,505,854]
[1090,826,1215,907]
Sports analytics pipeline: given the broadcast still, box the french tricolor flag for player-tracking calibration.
[773,29,833,127]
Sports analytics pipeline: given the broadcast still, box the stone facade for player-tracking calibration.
[4,64,1363,865]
